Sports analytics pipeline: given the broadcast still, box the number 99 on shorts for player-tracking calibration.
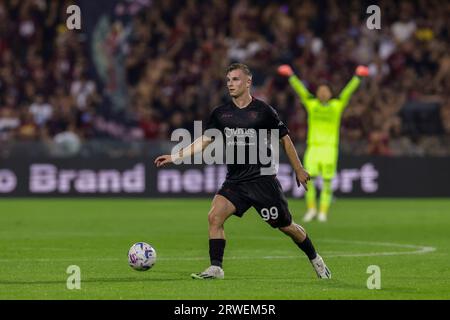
[260,206,279,221]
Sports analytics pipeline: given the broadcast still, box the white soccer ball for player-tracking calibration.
[128,242,157,271]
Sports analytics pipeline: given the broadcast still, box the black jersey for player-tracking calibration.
[205,97,289,182]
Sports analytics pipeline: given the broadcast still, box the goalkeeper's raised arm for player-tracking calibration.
[338,66,369,107]
[277,65,313,104]
[278,64,369,110]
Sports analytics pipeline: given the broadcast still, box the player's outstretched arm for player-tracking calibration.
[280,134,310,190]
[277,65,313,104]
[154,135,213,167]
[338,65,369,108]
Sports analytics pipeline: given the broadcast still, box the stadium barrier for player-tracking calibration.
[0,156,449,197]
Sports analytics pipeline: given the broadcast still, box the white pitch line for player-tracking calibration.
[0,239,436,263]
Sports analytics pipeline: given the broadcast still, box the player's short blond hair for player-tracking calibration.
[226,63,252,78]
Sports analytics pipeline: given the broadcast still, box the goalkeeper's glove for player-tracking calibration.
[355,65,369,77]
[277,65,294,77]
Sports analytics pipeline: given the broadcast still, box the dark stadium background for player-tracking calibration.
[0,0,449,197]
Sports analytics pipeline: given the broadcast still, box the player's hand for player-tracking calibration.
[295,168,310,191]
[355,65,369,77]
[277,65,294,77]
[154,155,173,167]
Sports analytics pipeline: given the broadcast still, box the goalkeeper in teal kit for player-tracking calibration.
[278,64,369,222]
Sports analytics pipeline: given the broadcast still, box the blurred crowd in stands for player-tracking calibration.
[0,0,449,156]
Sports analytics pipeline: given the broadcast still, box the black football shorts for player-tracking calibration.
[217,176,292,228]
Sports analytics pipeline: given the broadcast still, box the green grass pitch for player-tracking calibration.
[0,198,449,299]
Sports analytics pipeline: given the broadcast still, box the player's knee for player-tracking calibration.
[279,222,306,239]
[208,211,225,228]
[279,223,294,235]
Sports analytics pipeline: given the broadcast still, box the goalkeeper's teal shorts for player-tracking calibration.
[303,146,338,180]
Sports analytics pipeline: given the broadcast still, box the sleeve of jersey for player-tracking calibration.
[337,76,361,111]
[204,109,219,138]
[268,106,289,138]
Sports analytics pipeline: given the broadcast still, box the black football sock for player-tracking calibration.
[296,236,317,260]
[209,239,226,268]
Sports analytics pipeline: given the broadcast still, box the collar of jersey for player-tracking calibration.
[231,96,255,110]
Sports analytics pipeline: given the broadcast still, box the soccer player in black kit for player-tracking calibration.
[155,63,331,279]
